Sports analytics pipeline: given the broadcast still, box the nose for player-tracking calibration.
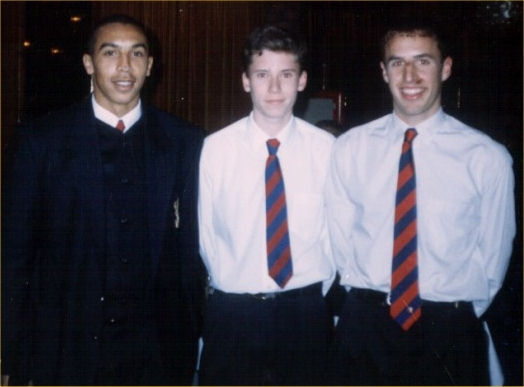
[403,62,417,83]
[117,54,130,72]
[269,76,281,93]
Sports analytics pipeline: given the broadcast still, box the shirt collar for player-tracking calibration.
[91,94,142,132]
[392,108,445,139]
[246,112,295,154]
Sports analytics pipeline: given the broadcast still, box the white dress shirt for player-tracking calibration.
[326,109,515,316]
[199,113,336,294]
[92,94,142,131]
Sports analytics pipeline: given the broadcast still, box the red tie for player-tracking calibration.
[116,120,125,132]
[265,139,293,288]
[390,128,421,331]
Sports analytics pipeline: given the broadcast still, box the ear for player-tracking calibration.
[297,70,307,91]
[146,56,154,77]
[242,72,251,93]
[380,62,389,84]
[441,56,452,82]
[83,54,94,75]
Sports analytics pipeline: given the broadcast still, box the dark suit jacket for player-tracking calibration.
[1,97,205,385]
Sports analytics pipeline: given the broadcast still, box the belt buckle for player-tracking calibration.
[386,292,391,306]
[254,292,276,300]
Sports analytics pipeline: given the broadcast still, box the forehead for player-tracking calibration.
[385,34,441,60]
[248,49,299,70]
[94,22,148,49]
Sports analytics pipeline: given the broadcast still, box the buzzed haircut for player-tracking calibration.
[86,14,150,56]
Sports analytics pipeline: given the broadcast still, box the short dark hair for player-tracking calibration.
[86,14,150,56]
[381,20,450,62]
[243,24,307,73]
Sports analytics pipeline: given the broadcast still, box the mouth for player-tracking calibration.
[113,80,135,90]
[400,87,425,100]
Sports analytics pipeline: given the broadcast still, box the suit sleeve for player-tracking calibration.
[155,125,205,384]
[1,124,42,382]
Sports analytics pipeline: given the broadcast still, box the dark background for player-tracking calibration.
[1,1,522,384]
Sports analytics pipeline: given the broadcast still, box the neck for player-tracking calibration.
[252,111,292,137]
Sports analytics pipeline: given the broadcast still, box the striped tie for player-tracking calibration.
[265,138,293,288]
[390,128,421,331]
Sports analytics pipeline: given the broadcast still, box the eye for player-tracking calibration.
[418,58,431,65]
[281,71,294,79]
[389,59,403,68]
[102,49,117,56]
[255,72,267,79]
[133,50,146,57]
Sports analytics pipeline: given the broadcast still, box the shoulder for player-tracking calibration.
[294,117,335,148]
[12,100,91,150]
[145,104,204,147]
[203,116,248,148]
[334,114,392,149]
[442,113,512,165]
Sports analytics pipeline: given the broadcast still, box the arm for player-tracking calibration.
[155,127,206,385]
[197,138,216,278]
[1,124,42,384]
[325,139,357,277]
[474,146,516,316]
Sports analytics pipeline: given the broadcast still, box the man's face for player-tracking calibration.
[242,49,307,128]
[82,23,153,117]
[380,34,452,126]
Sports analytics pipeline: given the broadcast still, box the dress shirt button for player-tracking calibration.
[120,217,128,224]
[109,317,116,324]
[100,296,105,302]
[121,257,129,264]
[93,335,99,341]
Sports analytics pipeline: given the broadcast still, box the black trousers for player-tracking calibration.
[199,283,331,386]
[329,288,490,386]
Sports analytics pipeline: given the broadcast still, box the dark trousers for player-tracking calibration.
[329,288,489,386]
[199,283,331,386]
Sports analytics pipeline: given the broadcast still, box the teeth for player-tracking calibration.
[116,81,132,86]
[402,88,423,95]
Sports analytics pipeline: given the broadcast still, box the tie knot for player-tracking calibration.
[116,120,125,132]
[404,128,417,144]
[267,138,280,156]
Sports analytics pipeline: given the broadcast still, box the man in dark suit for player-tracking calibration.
[1,14,204,385]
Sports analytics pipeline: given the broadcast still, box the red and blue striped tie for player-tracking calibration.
[265,138,293,288]
[390,128,421,331]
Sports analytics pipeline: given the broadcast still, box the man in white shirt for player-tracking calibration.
[198,24,335,385]
[326,21,515,385]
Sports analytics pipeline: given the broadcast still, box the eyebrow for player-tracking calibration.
[386,53,437,64]
[98,42,148,52]
[251,68,298,73]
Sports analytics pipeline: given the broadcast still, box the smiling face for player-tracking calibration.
[380,33,452,126]
[82,22,153,117]
[242,49,307,135]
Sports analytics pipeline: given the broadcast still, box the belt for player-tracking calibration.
[211,282,322,301]
[350,288,470,310]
